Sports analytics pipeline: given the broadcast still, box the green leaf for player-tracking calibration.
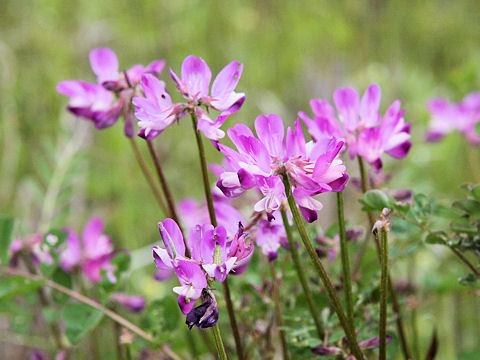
[360,190,393,211]
[452,199,480,215]
[459,273,478,286]
[63,302,103,343]
[425,231,448,245]
[450,217,478,234]
[0,276,45,300]
[471,185,480,202]
[0,216,15,265]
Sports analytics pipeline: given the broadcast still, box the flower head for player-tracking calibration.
[216,114,348,222]
[300,84,411,171]
[153,218,251,314]
[60,217,115,283]
[426,93,480,145]
[57,48,164,137]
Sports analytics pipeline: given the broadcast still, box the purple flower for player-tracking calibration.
[9,233,53,267]
[132,74,176,140]
[300,84,411,171]
[426,93,480,145]
[216,114,348,222]
[255,212,287,261]
[57,47,164,137]
[153,218,250,313]
[167,55,246,140]
[110,292,146,313]
[60,217,115,283]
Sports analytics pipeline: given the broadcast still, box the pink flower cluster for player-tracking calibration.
[153,218,252,314]
[133,56,245,142]
[57,48,164,137]
[60,217,116,283]
[426,92,480,145]
[216,114,348,222]
[299,84,411,171]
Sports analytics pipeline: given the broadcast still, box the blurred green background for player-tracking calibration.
[1,0,480,359]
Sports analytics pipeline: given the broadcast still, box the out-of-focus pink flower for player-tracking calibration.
[216,114,348,222]
[300,84,411,171]
[60,217,115,283]
[57,47,164,137]
[255,212,287,261]
[9,233,53,267]
[426,93,480,145]
[110,292,146,313]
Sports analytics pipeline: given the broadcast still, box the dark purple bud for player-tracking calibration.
[185,289,219,330]
[311,346,343,356]
[30,351,48,360]
[102,80,125,92]
[345,228,363,242]
[391,189,413,203]
[124,109,136,138]
[299,206,317,223]
[358,334,393,350]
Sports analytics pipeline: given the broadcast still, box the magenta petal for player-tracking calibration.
[181,55,212,100]
[178,295,196,314]
[386,140,411,159]
[158,218,186,258]
[89,48,119,84]
[333,87,360,131]
[60,228,81,271]
[254,114,285,157]
[360,83,381,126]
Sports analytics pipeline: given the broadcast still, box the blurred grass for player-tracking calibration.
[1,0,480,358]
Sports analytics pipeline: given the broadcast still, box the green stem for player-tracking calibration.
[379,228,389,360]
[356,156,412,360]
[336,191,355,331]
[189,111,216,225]
[280,209,325,338]
[269,260,289,360]
[211,325,228,360]
[125,343,132,360]
[128,138,168,214]
[281,175,364,360]
[190,110,243,360]
[146,140,179,223]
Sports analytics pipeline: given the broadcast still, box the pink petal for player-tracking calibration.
[89,48,119,84]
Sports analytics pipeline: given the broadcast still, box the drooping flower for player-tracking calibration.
[153,218,250,314]
[216,114,348,222]
[185,288,219,330]
[60,217,115,283]
[299,84,411,171]
[57,48,165,137]
[426,93,480,145]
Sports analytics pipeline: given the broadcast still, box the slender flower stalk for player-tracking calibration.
[355,156,412,360]
[280,209,325,339]
[146,140,180,223]
[128,138,168,214]
[352,156,375,273]
[281,175,364,360]
[379,228,389,360]
[268,260,289,360]
[190,110,244,360]
[211,324,228,360]
[336,191,355,330]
